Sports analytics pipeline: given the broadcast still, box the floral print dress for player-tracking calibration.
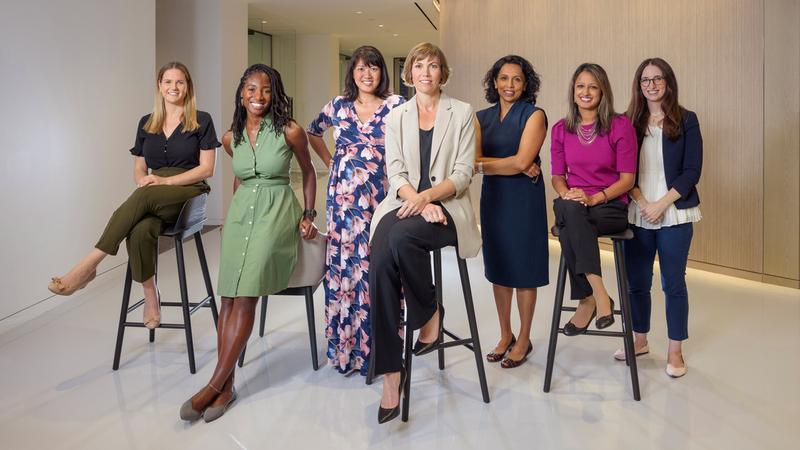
[307,94,405,375]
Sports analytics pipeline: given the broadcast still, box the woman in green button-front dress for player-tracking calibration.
[180,64,318,423]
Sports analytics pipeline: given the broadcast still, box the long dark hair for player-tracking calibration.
[230,64,293,146]
[565,63,615,135]
[343,46,391,101]
[626,57,684,141]
[482,54,541,104]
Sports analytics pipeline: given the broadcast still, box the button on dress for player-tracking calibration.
[217,119,302,297]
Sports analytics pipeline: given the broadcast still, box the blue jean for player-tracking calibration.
[623,223,693,341]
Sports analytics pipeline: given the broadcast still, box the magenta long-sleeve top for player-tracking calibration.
[550,114,638,204]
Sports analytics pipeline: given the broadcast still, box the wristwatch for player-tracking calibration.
[303,209,317,219]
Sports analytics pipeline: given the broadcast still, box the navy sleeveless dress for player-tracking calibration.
[476,101,549,288]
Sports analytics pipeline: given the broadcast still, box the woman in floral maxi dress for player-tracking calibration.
[307,46,404,375]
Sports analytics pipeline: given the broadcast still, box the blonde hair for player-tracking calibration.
[402,42,451,88]
[565,63,616,135]
[144,61,200,134]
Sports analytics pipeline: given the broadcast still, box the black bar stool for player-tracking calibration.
[112,193,219,374]
[236,285,320,371]
[543,226,641,400]
[366,247,490,422]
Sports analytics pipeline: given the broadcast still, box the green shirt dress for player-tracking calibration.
[217,119,302,297]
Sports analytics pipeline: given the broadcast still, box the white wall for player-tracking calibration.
[295,34,340,170]
[156,0,248,223]
[0,0,155,320]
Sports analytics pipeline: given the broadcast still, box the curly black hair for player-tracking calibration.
[482,55,541,104]
[230,64,293,146]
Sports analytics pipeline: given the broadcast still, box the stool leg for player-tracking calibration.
[175,237,196,374]
[614,241,641,401]
[366,340,376,385]
[433,250,445,370]
[112,264,134,370]
[304,287,319,370]
[544,254,568,392]
[238,344,246,367]
[259,295,268,337]
[150,252,159,344]
[195,232,219,327]
[401,322,413,422]
[457,257,490,403]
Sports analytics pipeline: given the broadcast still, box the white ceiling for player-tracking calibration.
[247,0,439,58]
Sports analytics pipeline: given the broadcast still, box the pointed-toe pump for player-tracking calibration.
[413,304,445,356]
[377,369,406,424]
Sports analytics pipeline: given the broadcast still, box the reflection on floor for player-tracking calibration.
[1,225,798,449]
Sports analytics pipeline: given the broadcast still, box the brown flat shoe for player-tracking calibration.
[501,342,533,369]
[486,335,516,363]
[48,270,96,296]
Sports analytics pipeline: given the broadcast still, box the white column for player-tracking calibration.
[156,0,247,223]
[295,34,340,171]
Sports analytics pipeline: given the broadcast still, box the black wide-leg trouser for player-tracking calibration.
[369,207,457,375]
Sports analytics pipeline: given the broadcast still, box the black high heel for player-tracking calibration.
[563,304,597,336]
[413,304,445,356]
[595,298,616,330]
[377,368,406,424]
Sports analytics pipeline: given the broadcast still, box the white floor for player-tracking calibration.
[1,230,799,450]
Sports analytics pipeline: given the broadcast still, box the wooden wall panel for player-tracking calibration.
[764,0,800,280]
[441,0,768,274]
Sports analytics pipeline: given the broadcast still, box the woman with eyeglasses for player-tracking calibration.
[307,45,405,377]
[550,63,637,337]
[620,58,702,378]
[475,55,548,368]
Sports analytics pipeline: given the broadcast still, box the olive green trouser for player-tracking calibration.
[95,167,209,282]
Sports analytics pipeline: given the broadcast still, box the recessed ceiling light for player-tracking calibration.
[393,33,399,37]
[355,11,363,14]
[378,24,384,27]
[261,20,267,24]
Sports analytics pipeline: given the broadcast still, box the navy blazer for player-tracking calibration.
[634,110,702,209]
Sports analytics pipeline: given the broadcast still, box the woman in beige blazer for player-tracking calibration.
[368,42,481,424]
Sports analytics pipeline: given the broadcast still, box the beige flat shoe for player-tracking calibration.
[48,270,96,296]
[613,344,650,361]
[666,355,688,378]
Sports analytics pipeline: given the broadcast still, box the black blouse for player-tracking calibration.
[130,111,220,169]
[418,127,434,192]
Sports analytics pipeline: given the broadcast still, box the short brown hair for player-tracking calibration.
[402,42,451,87]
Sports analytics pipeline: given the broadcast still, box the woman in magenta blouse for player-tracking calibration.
[550,63,637,335]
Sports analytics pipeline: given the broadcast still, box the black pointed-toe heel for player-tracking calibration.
[413,304,445,356]
[377,368,406,424]
[595,298,616,330]
[563,306,597,336]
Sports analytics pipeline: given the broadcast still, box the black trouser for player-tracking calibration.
[369,207,457,375]
[553,198,628,300]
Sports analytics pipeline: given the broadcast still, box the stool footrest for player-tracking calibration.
[441,329,476,351]
[557,328,625,338]
[122,322,187,330]
[560,306,622,315]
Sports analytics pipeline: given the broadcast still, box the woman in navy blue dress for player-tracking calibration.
[475,55,549,368]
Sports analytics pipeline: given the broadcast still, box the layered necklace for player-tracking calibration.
[577,123,598,145]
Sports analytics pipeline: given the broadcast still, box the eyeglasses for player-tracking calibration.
[640,76,665,87]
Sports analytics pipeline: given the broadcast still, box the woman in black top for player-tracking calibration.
[48,62,219,330]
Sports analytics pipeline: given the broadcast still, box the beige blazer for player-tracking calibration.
[370,93,482,258]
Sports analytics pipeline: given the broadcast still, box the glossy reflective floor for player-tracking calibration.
[2,230,798,450]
